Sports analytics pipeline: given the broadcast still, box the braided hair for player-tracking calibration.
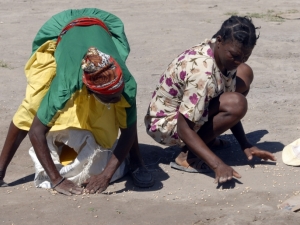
[213,16,259,49]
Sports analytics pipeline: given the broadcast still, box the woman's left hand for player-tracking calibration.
[82,173,111,194]
[244,146,276,161]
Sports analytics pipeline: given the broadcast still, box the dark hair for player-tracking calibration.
[212,16,260,49]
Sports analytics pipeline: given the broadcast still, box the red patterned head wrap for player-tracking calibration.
[82,47,124,95]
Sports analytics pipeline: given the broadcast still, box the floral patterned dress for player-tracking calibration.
[144,39,237,146]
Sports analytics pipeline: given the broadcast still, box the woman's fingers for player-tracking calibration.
[220,176,231,183]
[83,174,110,194]
[214,165,241,184]
[86,182,104,194]
[55,186,73,196]
[54,179,83,196]
[263,152,276,161]
[214,176,219,184]
[96,188,106,194]
[253,150,276,161]
[244,147,276,161]
[233,169,241,179]
[70,187,84,195]
[244,148,253,160]
[85,181,95,193]
[85,182,97,194]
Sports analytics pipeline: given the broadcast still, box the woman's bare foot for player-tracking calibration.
[172,151,211,173]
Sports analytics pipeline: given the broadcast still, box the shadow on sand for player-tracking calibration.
[121,129,284,190]
[7,173,35,186]
[7,129,284,191]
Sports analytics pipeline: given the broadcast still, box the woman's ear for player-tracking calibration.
[216,35,222,47]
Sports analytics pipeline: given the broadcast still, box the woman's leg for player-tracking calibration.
[128,132,154,187]
[0,121,28,182]
[177,92,248,164]
[228,63,254,150]
[128,132,144,170]
[206,63,253,148]
[197,92,247,144]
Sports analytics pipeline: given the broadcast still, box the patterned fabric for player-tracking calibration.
[144,39,236,146]
[82,48,111,72]
[82,47,124,95]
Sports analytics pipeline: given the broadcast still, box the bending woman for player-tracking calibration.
[0,8,154,194]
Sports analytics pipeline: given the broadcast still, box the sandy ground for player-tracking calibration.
[1,0,300,224]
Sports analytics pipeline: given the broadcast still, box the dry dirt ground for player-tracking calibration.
[1,0,300,224]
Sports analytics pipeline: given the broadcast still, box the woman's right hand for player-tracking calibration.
[54,179,83,196]
[213,162,241,183]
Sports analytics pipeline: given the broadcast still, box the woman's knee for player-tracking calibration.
[219,92,248,118]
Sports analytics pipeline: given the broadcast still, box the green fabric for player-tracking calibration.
[35,9,137,128]
[31,8,130,62]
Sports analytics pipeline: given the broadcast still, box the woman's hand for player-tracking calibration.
[213,162,241,183]
[54,179,83,196]
[244,146,276,161]
[82,173,111,194]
